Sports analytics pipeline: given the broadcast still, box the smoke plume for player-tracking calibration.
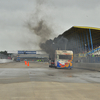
[26,0,54,46]
[26,0,79,59]
[40,36,69,59]
[27,19,53,43]
[40,35,81,59]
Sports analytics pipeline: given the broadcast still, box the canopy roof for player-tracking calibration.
[74,26,100,30]
[62,26,100,46]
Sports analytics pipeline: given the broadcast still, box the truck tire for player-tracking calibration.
[49,65,51,67]
[55,66,57,69]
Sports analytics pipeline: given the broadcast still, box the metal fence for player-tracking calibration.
[83,56,100,63]
[75,56,100,63]
[0,54,8,59]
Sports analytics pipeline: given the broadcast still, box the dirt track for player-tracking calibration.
[0,62,100,100]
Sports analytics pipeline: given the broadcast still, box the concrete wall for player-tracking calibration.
[0,59,13,63]
[0,54,8,59]
[74,63,100,71]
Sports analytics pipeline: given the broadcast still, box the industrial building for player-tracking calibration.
[8,50,49,62]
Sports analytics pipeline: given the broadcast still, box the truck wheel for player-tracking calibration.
[49,65,51,67]
[55,66,57,69]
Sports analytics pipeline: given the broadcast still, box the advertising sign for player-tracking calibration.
[18,51,36,54]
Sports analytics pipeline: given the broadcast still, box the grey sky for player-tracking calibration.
[0,0,100,51]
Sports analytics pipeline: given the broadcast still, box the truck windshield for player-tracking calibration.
[59,55,72,60]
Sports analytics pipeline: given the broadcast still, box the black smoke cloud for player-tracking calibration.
[40,36,68,59]
[40,35,81,59]
[26,0,80,57]
[26,0,54,45]
[27,19,53,43]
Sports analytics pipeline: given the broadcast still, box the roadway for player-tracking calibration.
[0,62,100,100]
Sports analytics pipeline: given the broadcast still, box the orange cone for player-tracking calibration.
[27,61,29,66]
[25,61,27,65]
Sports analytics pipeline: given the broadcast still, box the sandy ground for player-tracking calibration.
[0,62,100,100]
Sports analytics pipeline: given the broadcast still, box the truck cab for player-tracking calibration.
[49,59,55,68]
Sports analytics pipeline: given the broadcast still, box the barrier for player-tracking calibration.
[0,59,13,63]
[74,63,100,71]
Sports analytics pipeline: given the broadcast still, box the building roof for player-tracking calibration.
[62,26,100,46]
[73,26,100,30]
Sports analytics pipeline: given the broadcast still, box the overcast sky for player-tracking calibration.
[0,0,100,51]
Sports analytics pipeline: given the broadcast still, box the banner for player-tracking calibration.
[18,51,36,54]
